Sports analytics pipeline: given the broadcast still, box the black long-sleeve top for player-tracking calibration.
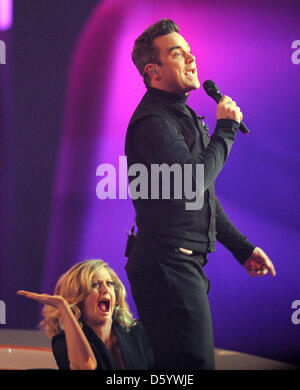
[125,87,255,264]
[52,321,153,370]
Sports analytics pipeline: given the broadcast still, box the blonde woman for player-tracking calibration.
[17,259,153,370]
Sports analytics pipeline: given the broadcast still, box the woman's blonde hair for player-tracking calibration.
[40,259,136,337]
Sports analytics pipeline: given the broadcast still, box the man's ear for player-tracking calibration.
[144,64,160,80]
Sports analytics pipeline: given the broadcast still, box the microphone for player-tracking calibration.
[203,79,250,134]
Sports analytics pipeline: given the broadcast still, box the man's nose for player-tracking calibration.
[186,52,196,63]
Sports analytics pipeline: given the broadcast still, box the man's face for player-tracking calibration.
[151,31,200,94]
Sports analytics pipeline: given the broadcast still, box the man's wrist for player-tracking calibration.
[216,118,240,131]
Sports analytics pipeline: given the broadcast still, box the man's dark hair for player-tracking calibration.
[132,19,179,86]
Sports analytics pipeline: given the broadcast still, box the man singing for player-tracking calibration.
[124,19,276,370]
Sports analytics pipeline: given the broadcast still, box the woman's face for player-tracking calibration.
[82,267,116,327]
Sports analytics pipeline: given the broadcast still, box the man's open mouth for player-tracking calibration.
[98,298,110,313]
[184,68,196,75]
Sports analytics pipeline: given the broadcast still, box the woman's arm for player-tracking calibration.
[17,290,97,370]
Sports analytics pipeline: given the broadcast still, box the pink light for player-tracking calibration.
[0,0,13,31]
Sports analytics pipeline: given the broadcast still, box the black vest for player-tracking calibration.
[125,88,216,253]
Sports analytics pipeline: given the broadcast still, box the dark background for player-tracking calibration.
[0,0,99,325]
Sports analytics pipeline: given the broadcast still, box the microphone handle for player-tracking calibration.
[213,92,250,134]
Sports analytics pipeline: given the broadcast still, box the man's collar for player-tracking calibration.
[146,86,189,105]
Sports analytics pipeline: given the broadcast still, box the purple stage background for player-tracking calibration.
[0,0,299,365]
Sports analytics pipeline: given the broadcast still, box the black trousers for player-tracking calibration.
[125,233,215,370]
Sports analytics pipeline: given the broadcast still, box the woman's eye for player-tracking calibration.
[92,281,114,288]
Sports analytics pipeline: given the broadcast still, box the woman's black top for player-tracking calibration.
[51,321,153,370]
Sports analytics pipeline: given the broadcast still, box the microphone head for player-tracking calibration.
[203,79,219,96]
[203,79,222,103]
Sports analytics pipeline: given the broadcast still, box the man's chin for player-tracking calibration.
[186,81,200,92]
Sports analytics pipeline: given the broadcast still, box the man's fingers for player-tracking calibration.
[266,262,276,276]
[245,260,273,277]
[247,265,275,277]
[256,268,268,276]
[245,247,277,278]
[217,95,242,123]
[260,254,277,277]
[219,95,232,104]
[226,100,237,108]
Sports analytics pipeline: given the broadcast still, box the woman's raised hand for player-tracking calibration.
[17,290,67,309]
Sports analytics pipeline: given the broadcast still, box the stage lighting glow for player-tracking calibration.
[0,0,13,31]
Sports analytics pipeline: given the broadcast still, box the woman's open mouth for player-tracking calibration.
[98,298,110,313]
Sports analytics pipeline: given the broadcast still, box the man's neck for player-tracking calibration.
[149,83,189,96]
